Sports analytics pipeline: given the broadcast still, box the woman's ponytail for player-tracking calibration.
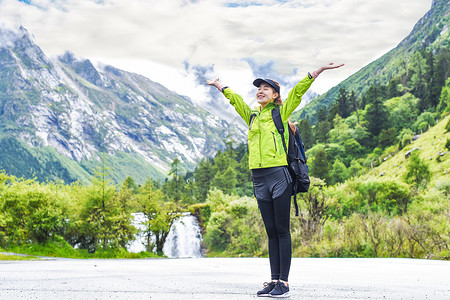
[272,80,282,105]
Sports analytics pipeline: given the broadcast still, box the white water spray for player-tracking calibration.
[163,213,203,258]
[128,212,203,258]
[128,213,151,253]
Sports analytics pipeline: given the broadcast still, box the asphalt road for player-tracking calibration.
[1,257,449,299]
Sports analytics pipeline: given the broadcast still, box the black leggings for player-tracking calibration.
[252,167,292,282]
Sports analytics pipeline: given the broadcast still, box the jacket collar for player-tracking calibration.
[259,102,279,111]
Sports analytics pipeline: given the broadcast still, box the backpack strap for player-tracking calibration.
[271,107,299,217]
[294,127,307,164]
[249,112,257,128]
[271,107,287,153]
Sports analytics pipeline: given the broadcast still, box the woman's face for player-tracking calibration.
[256,83,278,107]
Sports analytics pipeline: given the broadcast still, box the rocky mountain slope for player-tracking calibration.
[0,26,245,183]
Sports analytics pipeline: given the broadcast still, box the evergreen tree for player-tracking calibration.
[409,53,427,112]
[365,97,388,137]
[315,121,330,144]
[211,166,237,195]
[378,128,397,149]
[164,158,182,202]
[361,85,385,109]
[209,141,238,195]
[434,47,450,111]
[336,88,351,118]
[298,119,314,149]
[234,143,249,162]
[76,161,119,252]
[350,91,359,124]
[327,102,339,124]
[122,176,138,194]
[437,84,449,113]
[169,158,180,184]
[435,47,449,85]
[423,50,436,109]
[387,77,402,98]
[194,158,215,202]
[182,177,196,204]
[213,148,238,174]
[317,107,328,122]
[236,152,253,197]
[309,149,329,182]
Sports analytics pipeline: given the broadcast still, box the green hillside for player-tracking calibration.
[359,115,450,184]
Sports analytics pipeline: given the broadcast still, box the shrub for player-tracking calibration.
[0,178,65,245]
[404,151,432,189]
[203,211,230,252]
[343,178,412,216]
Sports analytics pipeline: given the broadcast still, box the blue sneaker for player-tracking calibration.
[269,281,290,298]
[256,281,276,297]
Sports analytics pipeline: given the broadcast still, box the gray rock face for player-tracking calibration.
[0,26,245,174]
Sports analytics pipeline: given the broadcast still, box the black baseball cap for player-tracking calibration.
[253,78,280,94]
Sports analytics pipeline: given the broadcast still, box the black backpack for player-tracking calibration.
[271,107,310,216]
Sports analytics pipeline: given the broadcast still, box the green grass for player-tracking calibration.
[3,236,162,259]
[0,253,40,261]
[205,250,264,258]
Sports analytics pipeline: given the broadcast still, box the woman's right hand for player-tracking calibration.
[206,78,220,87]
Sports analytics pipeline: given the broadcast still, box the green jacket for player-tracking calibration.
[223,75,314,169]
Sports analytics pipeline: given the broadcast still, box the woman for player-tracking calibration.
[206,63,344,298]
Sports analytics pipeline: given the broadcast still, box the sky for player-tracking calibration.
[0,0,433,111]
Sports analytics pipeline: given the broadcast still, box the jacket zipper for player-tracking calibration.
[272,132,278,153]
[257,113,262,167]
[259,127,262,167]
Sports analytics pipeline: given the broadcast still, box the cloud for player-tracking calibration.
[242,57,299,87]
[0,24,19,47]
[182,62,224,101]
[0,0,432,101]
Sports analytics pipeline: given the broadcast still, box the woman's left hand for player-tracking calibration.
[315,63,344,76]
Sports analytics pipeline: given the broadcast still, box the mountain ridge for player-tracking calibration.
[0,26,245,184]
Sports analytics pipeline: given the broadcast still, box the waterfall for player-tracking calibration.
[128,212,151,253]
[128,212,203,258]
[163,213,203,258]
